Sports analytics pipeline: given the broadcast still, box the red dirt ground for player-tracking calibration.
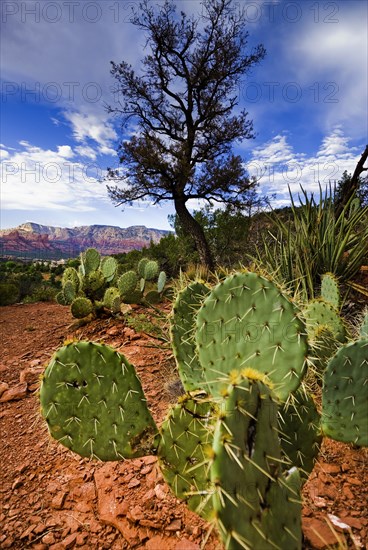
[1,302,367,549]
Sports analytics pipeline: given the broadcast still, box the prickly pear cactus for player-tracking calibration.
[118,271,138,296]
[321,273,340,310]
[144,260,159,281]
[56,291,68,306]
[63,280,77,304]
[158,395,216,519]
[157,271,167,294]
[171,282,210,391]
[138,258,149,278]
[82,248,101,275]
[309,324,340,376]
[211,372,302,550]
[62,267,80,292]
[144,290,161,305]
[279,388,322,480]
[71,297,94,319]
[103,287,121,314]
[303,299,347,344]
[100,256,118,283]
[196,272,308,401]
[40,342,159,460]
[321,338,368,446]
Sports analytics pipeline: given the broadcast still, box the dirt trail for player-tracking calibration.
[0,303,367,549]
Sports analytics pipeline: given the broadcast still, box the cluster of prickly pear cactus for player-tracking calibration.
[56,248,118,319]
[42,269,367,549]
[116,258,168,305]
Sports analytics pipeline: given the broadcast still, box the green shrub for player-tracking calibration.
[0,283,20,306]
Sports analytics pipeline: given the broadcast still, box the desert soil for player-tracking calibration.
[0,302,367,550]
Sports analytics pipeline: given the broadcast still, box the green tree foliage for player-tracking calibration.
[106,0,265,269]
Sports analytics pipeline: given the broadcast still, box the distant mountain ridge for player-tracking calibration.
[0,223,171,259]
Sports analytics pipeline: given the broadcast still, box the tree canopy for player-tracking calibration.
[106,0,266,269]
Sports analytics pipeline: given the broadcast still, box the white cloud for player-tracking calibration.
[64,110,117,149]
[75,145,97,161]
[247,128,364,205]
[0,141,108,212]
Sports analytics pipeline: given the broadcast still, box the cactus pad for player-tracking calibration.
[62,267,80,291]
[278,388,322,480]
[138,258,149,278]
[40,342,159,460]
[103,288,121,313]
[171,283,210,391]
[321,273,340,310]
[196,272,308,401]
[71,297,94,319]
[121,290,143,305]
[157,271,167,294]
[100,256,118,282]
[118,271,138,296]
[211,374,301,549]
[82,248,100,274]
[144,290,161,305]
[321,338,368,446]
[63,280,76,304]
[303,299,346,344]
[56,291,68,306]
[144,260,159,281]
[158,395,216,519]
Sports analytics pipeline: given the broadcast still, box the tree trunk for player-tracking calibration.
[335,145,368,217]
[174,198,215,271]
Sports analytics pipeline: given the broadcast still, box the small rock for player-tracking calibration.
[1,539,15,549]
[51,491,68,509]
[143,456,157,465]
[127,478,140,488]
[154,484,168,500]
[166,519,182,531]
[11,478,23,490]
[75,532,89,546]
[145,535,171,549]
[61,533,77,548]
[19,366,44,386]
[127,505,144,522]
[0,383,27,402]
[302,518,342,549]
[42,533,57,545]
[141,465,153,475]
[340,516,364,530]
[343,485,355,499]
[0,381,9,396]
[346,477,361,486]
[319,463,341,474]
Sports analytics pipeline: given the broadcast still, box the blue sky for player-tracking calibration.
[1,0,367,230]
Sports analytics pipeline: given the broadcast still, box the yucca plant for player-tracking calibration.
[257,185,368,300]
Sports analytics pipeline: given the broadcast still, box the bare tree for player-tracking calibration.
[334,145,368,217]
[106,0,266,269]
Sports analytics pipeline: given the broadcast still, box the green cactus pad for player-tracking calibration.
[171,283,210,392]
[278,388,322,480]
[62,267,80,291]
[321,338,368,446]
[158,395,216,519]
[103,288,121,313]
[144,260,159,281]
[321,273,340,310]
[118,271,138,296]
[82,248,100,274]
[100,256,118,282]
[138,258,149,278]
[56,291,68,306]
[157,271,167,294]
[40,342,159,460]
[63,280,76,304]
[83,270,105,299]
[71,297,94,319]
[196,272,308,401]
[309,324,340,377]
[303,299,346,344]
[211,374,301,550]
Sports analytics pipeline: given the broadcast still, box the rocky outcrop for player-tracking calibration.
[0,223,170,259]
